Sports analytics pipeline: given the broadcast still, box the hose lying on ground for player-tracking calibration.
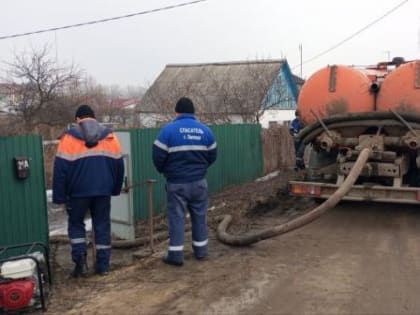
[216,148,371,246]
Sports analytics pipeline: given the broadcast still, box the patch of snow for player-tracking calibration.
[46,190,52,203]
[255,171,279,182]
[49,218,91,237]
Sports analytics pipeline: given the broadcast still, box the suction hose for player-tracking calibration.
[216,148,371,246]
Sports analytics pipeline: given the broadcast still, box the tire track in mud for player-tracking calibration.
[243,203,420,315]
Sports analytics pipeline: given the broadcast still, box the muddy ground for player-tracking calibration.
[42,168,420,315]
[44,169,313,315]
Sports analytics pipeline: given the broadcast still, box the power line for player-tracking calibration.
[0,0,208,41]
[293,0,409,70]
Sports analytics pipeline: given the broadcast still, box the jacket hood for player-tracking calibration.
[68,118,110,148]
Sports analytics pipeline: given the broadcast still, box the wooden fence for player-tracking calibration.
[262,125,295,174]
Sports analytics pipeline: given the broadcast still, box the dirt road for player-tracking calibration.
[244,202,420,315]
[45,173,420,315]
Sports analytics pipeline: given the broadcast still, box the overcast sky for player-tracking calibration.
[0,0,419,87]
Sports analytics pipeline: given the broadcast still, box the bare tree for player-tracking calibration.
[79,76,108,110]
[98,99,135,127]
[199,62,283,124]
[137,80,190,127]
[1,45,83,132]
[89,84,144,128]
[232,62,287,123]
[126,84,146,99]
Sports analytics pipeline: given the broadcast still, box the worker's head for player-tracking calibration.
[175,97,195,114]
[75,104,95,121]
[295,110,300,117]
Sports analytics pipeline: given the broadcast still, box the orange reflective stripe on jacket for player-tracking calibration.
[56,133,122,161]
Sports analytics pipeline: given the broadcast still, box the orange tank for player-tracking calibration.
[377,61,420,114]
[298,65,375,125]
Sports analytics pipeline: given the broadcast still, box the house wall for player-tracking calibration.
[260,109,295,128]
[0,94,15,114]
[137,111,294,129]
[137,112,168,128]
[263,64,298,110]
[136,112,246,128]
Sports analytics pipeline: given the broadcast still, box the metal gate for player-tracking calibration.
[110,131,135,240]
[0,135,49,256]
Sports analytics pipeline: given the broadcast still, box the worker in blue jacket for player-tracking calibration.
[153,97,217,266]
[53,105,124,277]
[290,110,305,171]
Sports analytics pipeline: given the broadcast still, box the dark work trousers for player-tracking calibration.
[294,137,306,169]
[66,196,112,273]
[166,178,209,263]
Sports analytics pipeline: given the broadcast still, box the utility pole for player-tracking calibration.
[55,31,59,62]
[383,50,391,62]
[299,44,303,78]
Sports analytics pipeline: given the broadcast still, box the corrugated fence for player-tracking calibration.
[129,124,263,220]
[0,135,48,252]
[0,124,267,249]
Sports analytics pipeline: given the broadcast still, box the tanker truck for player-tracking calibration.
[289,58,420,204]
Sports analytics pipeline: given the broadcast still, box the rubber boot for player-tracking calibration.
[70,254,88,278]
